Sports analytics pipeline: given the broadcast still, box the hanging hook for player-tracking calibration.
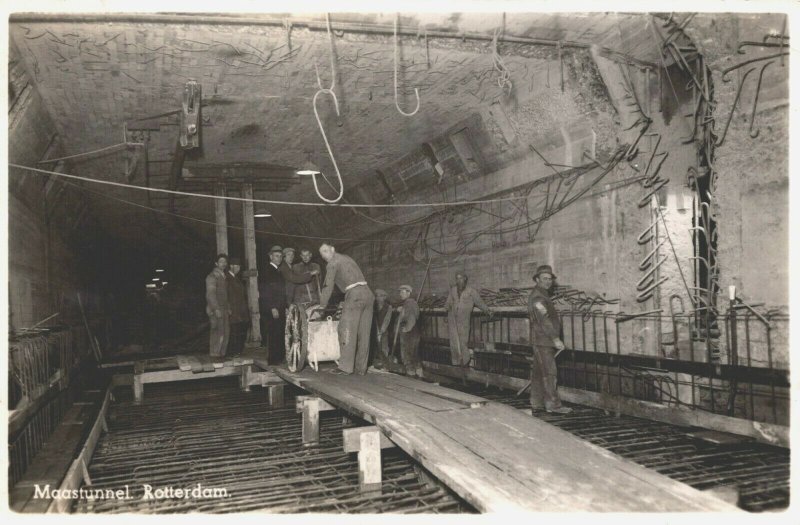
[394,14,420,117]
[311,89,344,204]
[749,60,773,138]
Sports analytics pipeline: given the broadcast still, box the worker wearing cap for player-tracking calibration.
[445,272,493,367]
[292,248,322,305]
[371,289,394,369]
[527,265,571,414]
[396,284,422,377]
[319,243,374,375]
[260,245,288,364]
[205,253,231,358]
[280,247,316,306]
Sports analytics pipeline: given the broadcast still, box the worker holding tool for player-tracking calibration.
[318,243,374,375]
[527,265,572,414]
[292,248,322,305]
[205,253,231,359]
[396,284,422,377]
[445,272,493,368]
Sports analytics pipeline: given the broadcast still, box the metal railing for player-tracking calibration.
[419,306,789,426]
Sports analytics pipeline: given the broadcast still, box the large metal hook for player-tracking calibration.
[311,89,344,203]
[394,14,420,117]
[749,61,774,138]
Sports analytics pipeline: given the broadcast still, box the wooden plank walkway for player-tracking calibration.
[274,366,738,513]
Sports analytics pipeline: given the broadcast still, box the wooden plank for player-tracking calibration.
[376,382,468,412]
[275,367,738,512]
[139,367,241,384]
[176,355,193,371]
[367,369,487,408]
[343,426,396,453]
[187,355,203,373]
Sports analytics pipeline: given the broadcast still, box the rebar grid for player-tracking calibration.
[459,385,789,512]
[74,377,470,514]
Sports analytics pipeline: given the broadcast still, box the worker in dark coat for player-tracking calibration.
[205,253,230,358]
[318,243,374,375]
[292,248,322,305]
[226,257,249,357]
[279,247,316,306]
[260,246,288,364]
[527,265,571,414]
[445,272,493,367]
[397,284,422,377]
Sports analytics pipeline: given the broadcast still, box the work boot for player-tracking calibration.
[546,406,573,415]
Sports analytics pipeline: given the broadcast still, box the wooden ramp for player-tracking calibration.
[274,367,738,513]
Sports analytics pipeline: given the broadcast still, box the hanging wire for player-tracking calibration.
[394,14,421,117]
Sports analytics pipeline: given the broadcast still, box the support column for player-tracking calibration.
[242,184,262,345]
[214,183,228,255]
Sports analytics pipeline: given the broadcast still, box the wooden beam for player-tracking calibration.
[267,384,284,408]
[241,184,261,345]
[297,396,337,445]
[357,430,383,493]
[214,183,228,255]
[167,139,185,213]
[343,426,395,453]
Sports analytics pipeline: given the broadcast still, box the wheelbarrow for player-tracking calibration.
[285,303,342,372]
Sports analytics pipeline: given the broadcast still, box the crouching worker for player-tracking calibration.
[397,284,422,377]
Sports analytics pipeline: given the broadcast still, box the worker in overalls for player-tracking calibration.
[397,284,422,377]
[205,253,230,359]
[445,272,493,368]
[527,265,572,414]
[318,243,374,375]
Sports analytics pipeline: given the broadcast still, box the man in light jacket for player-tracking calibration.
[206,253,230,358]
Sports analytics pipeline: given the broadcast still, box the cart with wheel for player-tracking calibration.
[285,303,342,372]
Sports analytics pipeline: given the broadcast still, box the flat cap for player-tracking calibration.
[399,284,413,293]
[533,264,556,280]
[229,257,241,266]
[282,247,295,255]
[374,288,388,297]
[269,245,283,253]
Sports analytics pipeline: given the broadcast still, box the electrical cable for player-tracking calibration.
[8,162,540,208]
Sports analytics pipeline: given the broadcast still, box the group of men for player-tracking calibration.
[205,242,570,414]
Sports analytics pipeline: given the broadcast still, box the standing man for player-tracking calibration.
[205,253,230,359]
[527,265,572,414]
[260,246,287,364]
[397,285,422,377]
[371,289,394,369]
[292,248,322,305]
[279,247,316,306]
[318,243,374,375]
[226,257,249,357]
[445,272,493,367]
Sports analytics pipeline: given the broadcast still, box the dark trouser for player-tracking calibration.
[530,345,562,410]
[261,309,286,365]
[209,312,230,358]
[338,286,374,374]
[229,321,248,356]
[400,328,421,374]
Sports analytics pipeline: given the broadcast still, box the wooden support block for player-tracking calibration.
[343,426,395,453]
[133,375,143,404]
[358,430,383,493]
[240,365,252,392]
[295,395,336,413]
[176,356,193,371]
[267,384,284,408]
[302,398,320,445]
